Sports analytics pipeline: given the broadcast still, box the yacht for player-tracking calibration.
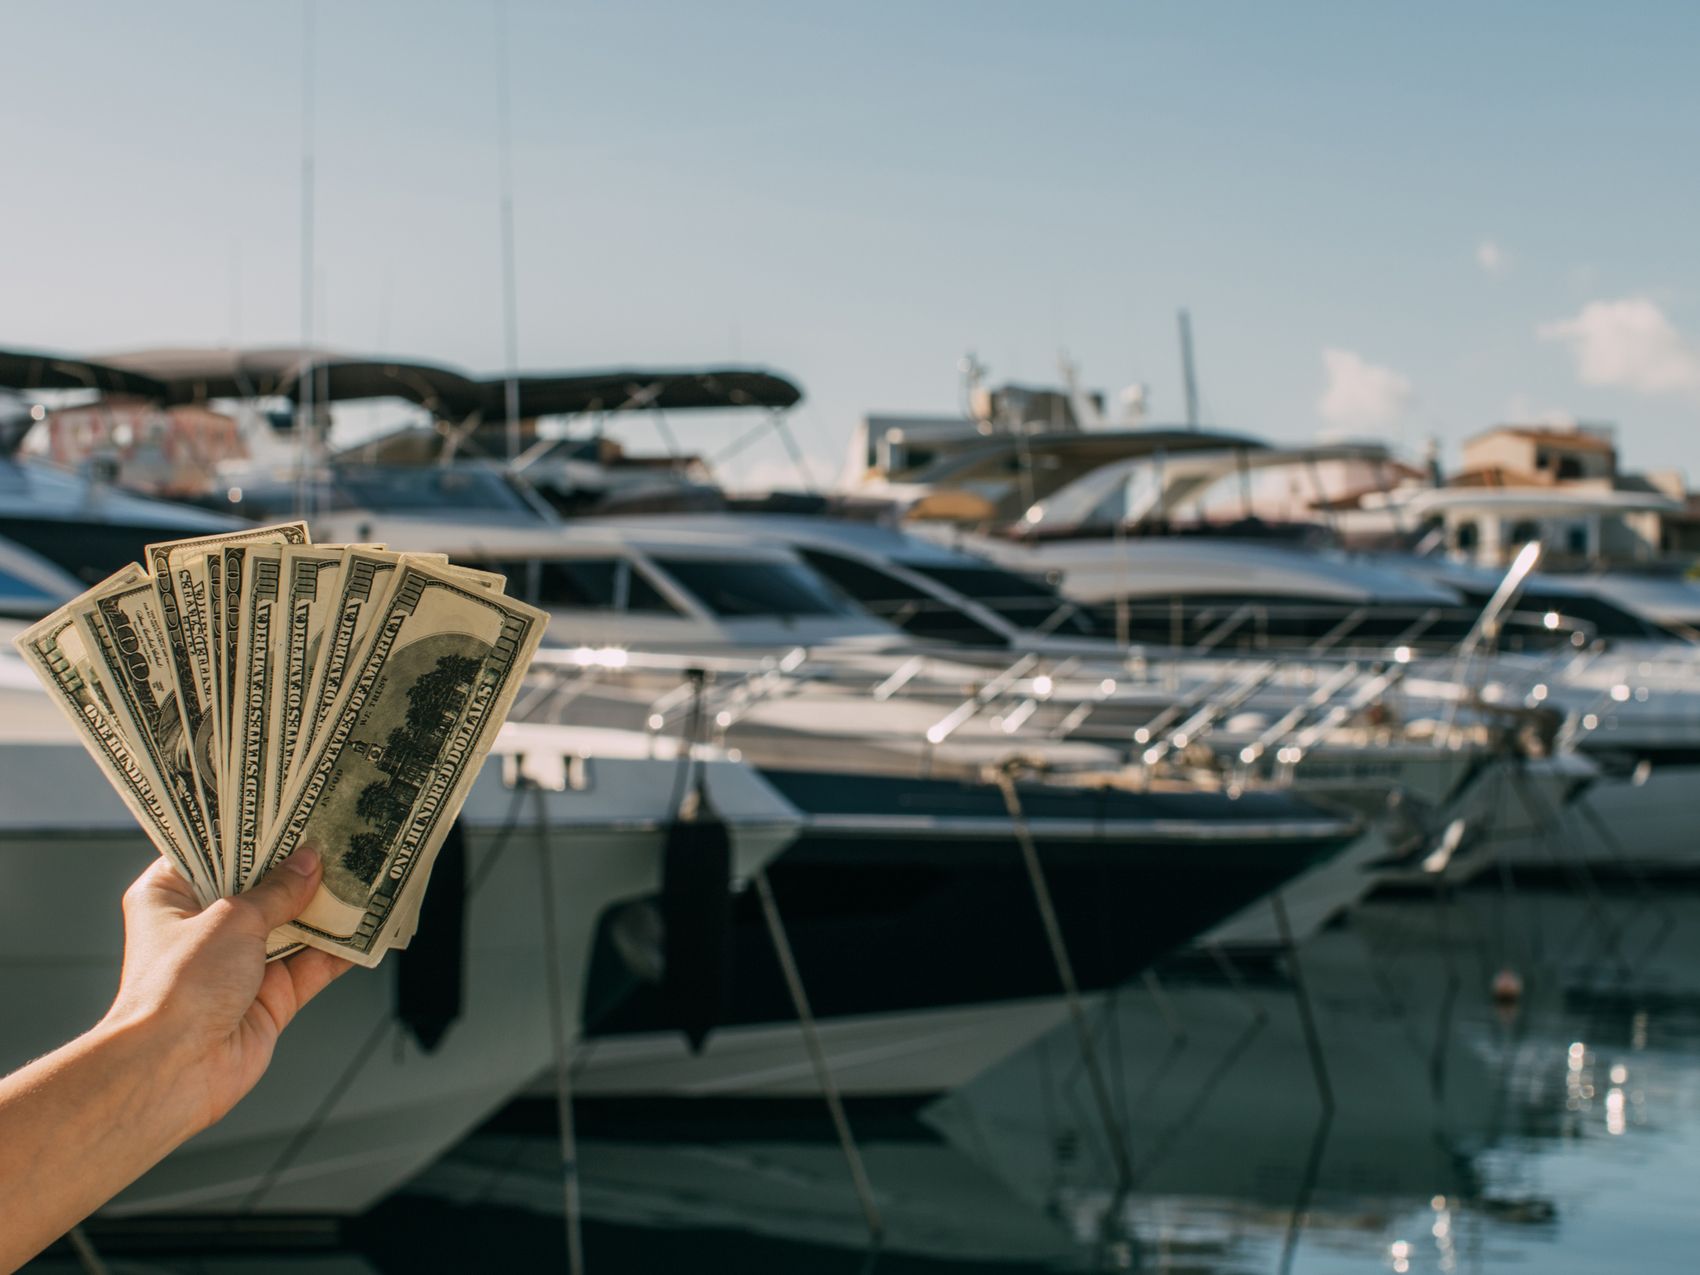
[1360,486,1700,634]
[0,648,802,1216]
[564,514,1593,893]
[314,511,1375,1096]
[0,347,247,581]
[571,757,1361,1098]
[920,445,1662,655]
[0,442,243,584]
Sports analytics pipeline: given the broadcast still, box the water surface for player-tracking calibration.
[33,883,1700,1272]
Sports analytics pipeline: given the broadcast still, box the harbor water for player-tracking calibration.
[32,879,1700,1273]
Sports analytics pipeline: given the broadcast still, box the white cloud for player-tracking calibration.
[1476,239,1510,277]
[1317,348,1414,431]
[1539,297,1700,396]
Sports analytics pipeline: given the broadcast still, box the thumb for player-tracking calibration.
[237,847,324,935]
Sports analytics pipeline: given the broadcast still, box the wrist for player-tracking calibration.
[85,1010,210,1144]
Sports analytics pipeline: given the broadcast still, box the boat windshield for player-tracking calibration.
[1022,457,1180,529]
[333,466,541,516]
[487,557,681,615]
[795,550,1007,647]
[651,557,859,619]
[901,562,1110,638]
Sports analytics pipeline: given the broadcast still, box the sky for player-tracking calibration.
[6,1,1700,489]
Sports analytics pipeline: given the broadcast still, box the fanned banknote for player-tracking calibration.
[11,524,541,965]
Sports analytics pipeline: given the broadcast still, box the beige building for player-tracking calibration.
[1437,422,1700,567]
[1457,423,1618,487]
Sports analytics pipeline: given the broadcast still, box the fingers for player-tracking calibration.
[231,848,323,936]
[123,855,201,919]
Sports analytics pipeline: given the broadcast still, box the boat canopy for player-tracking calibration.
[887,427,1268,525]
[99,347,487,415]
[1021,441,1397,531]
[89,349,803,419]
[0,348,168,399]
[488,368,802,417]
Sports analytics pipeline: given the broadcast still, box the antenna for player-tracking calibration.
[227,238,242,348]
[1178,308,1199,430]
[294,0,317,519]
[495,0,522,462]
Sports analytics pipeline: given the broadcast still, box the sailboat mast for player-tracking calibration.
[295,0,316,518]
[495,0,521,461]
[1178,307,1198,430]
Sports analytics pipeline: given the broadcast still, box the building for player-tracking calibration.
[1457,423,1618,487]
[1436,423,1691,568]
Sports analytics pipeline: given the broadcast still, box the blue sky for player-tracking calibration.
[5,1,1700,486]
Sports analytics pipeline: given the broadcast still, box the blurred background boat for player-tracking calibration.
[7,340,1700,1270]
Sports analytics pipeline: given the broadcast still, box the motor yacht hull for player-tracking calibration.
[578,770,1359,1097]
[0,736,799,1216]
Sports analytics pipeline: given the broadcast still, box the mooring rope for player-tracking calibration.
[993,767,1134,1189]
[752,868,884,1246]
[241,782,534,1213]
[531,781,586,1275]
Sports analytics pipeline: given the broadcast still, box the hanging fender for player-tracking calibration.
[659,777,735,1053]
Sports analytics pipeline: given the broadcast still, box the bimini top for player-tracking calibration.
[489,367,802,417]
[96,348,803,420]
[0,347,168,399]
[99,347,488,416]
[6,344,805,425]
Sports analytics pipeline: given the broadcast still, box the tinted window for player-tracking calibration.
[486,557,679,614]
[798,550,1005,646]
[538,559,618,607]
[335,466,540,516]
[652,557,857,619]
[903,563,1108,638]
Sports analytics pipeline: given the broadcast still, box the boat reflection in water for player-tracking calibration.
[393,884,1700,1273]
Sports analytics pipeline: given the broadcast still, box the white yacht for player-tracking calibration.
[0,651,802,1216]
[569,514,1595,897]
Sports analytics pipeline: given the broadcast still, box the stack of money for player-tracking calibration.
[13,524,547,968]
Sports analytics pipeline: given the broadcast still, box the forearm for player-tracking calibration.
[0,1016,201,1273]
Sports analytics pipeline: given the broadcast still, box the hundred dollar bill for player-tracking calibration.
[332,569,498,947]
[266,546,351,831]
[69,565,220,889]
[227,546,286,889]
[289,549,447,786]
[13,604,215,903]
[260,561,546,965]
[147,522,308,882]
[218,544,244,795]
[204,549,225,794]
[449,565,508,594]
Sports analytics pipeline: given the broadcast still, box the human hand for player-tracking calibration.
[101,849,355,1136]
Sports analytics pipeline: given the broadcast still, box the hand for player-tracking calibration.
[102,849,355,1135]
